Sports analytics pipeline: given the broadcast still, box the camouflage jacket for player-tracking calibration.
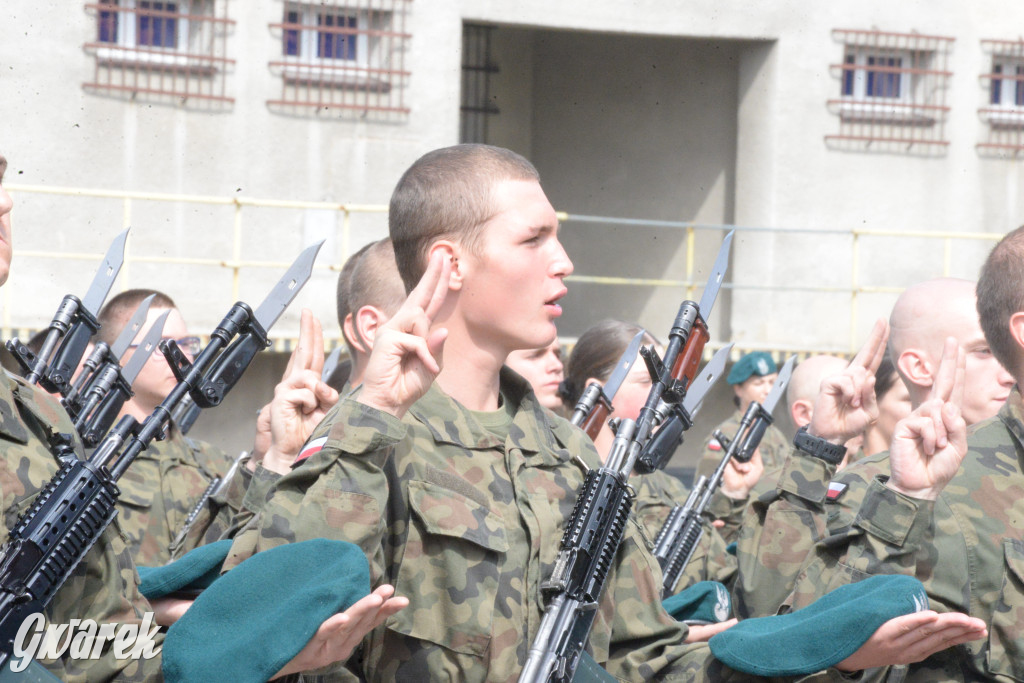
[0,369,162,681]
[696,411,790,484]
[228,370,862,683]
[117,422,234,567]
[785,387,1024,682]
[632,469,737,593]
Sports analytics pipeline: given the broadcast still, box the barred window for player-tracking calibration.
[84,0,235,106]
[978,40,1024,156]
[268,0,412,119]
[460,24,500,144]
[826,29,954,153]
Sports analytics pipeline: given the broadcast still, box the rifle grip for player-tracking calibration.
[670,318,709,386]
[579,398,612,442]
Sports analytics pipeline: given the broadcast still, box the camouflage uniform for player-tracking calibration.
[632,469,737,592]
[696,410,790,481]
[229,370,857,682]
[117,423,233,566]
[0,369,162,681]
[783,387,1024,681]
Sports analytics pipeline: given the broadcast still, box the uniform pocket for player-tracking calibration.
[388,479,508,657]
[987,538,1024,681]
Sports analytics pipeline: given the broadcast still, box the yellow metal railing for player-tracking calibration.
[5,185,1005,355]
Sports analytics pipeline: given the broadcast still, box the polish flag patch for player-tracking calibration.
[826,481,847,501]
[708,438,722,452]
[292,436,329,468]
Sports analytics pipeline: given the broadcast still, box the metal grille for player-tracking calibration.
[83,0,235,107]
[460,24,500,143]
[267,0,411,119]
[978,39,1024,156]
[826,29,954,153]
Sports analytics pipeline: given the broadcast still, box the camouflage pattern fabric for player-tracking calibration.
[0,369,163,681]
[632,469,737,593]
[117,423,233,566]
[696,410,791,480]
[731,450,838,620]
[783,387,1024,681]
[229,369,852,682]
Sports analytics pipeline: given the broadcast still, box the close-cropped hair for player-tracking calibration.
[389,144,540,293]
[977,225,1024,375]
[342,238,406,356]
[97,288,176,346]
[0,155,7,184]
[336,241,376,341]
[874,346,900,400]
[562,319,654,406]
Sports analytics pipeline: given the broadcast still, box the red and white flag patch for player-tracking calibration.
[292,436,328,468]
[826,481,847,501]
[708,438,722,452]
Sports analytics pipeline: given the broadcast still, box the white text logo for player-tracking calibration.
[11,612,161,673]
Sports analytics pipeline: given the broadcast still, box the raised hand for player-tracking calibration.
[808,318,889,444]
[887,336,967,500]
[358,251,451,418]
[836,610,986,671]
[719,447,764,500]
[271,584,409,679]
[262,309,340,473]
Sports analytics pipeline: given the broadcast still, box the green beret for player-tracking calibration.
[709,574,928,676]
[161,539,371,683]
[138,539,233,600]
[662,581,732,624]
[727,352,777,385]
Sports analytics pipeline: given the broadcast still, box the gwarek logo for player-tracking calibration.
[9,612,161,672]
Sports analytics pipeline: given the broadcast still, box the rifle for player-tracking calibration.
[653,355,794,596]
[7,231,128,395]
[170,450,246,551]
[0,242,322,668]
[71,310,169,448]
[518,231,733,683]
[568,330,644,440]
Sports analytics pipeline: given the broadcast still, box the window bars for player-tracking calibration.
[267,0,412,119]
[826,29,954,153]
[978,39,1024,156]
[84,0,235,107]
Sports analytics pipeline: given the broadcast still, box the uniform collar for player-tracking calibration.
[999,386,1024,464]
[408,368,572,463]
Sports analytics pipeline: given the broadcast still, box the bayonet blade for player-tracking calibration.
[109,294,155,361]
[122,311,169,387]
[321,346,343,383]
[81,229,129,315]
[253,241,324,332]
[696,230,734,319]
[681,343,733,417]
[760,356,795,416]
[603,330,646,402]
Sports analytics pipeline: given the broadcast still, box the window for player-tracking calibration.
[267,0,412,118]
[460,24,500,144]
[84,0,234,106]
[827,29,954,153]
[978,40,1024,156]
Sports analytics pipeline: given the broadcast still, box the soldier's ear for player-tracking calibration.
[897,349,933,390]
[790,398,813,429]
[429,242,461,291]
[1009,312,1024,356]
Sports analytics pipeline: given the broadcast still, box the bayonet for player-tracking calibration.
[253,242,323,332]
[81,229,129,316]
[570,330,645,440]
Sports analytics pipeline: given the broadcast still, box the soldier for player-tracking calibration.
[225,144,984,681]
[96,289,236,566]
[734,277,1016,622]
[0,153,405,680]
[780,235,1024,680]
[695,351,791,480]
[506,336,566,415]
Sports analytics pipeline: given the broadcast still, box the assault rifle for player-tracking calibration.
[654,355,794,596]
[7,230,128,395]
[0,242,322,668]
[518,231,733,683]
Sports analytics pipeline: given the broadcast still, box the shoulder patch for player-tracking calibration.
[826,481,847,501]
[292,436,329,468]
